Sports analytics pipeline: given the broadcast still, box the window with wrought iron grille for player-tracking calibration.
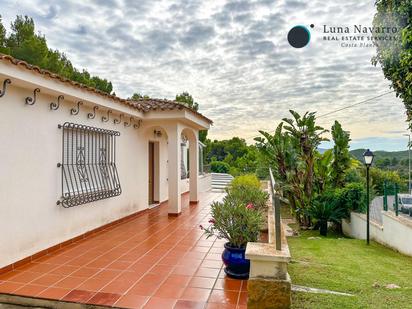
[58,122,122,207]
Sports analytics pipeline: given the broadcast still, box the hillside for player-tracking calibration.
[350,148,409,178]
[350,149,409,162]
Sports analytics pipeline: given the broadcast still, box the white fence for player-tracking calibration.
[343,211,412,256]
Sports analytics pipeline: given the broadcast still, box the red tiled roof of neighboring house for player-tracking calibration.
[0,54,212,124]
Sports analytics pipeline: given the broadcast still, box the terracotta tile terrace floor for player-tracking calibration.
[0,192,248,309]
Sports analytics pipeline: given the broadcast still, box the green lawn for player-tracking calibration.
[288,227,412,308]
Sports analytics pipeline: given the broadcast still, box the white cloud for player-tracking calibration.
[0,0,406,150]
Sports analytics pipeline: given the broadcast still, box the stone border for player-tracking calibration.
[245,183,292,308]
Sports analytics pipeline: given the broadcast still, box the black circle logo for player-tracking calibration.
[287,25,311,48]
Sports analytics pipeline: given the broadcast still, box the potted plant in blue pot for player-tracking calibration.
[201,199,263,279]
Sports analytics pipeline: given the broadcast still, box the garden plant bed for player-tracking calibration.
[287,224,412,308]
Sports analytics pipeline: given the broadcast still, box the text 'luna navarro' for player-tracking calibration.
[323,25,398,34]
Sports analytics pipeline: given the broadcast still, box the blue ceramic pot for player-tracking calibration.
[221,242,250,279]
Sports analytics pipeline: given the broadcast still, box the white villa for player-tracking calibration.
[0,54,212,271]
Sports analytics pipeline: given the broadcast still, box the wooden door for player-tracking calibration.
[148,142,154,205]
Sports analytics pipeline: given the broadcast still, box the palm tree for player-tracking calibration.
[314,149,333,194]
[255,123,304,224]
[283,110,328,225]
[255,123,290,181]
[282,111,328,202]
[256,111,329,226]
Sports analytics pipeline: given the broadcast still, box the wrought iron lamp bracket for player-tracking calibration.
[87,106,99,119]
[50,95,64,110]
[70,101,83,115]
[102,110,112,122]
[114,113,123,124]
[25,88,40,105]
[133,119,142,129]
[0,79,11,98]
[124,116,132,127]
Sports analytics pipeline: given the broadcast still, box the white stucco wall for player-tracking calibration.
[343,211,412,256]
[0,62,210,268]
[0,80,210,268]
[178,174,211,194]
[0,85,151,268]
[198,174,212,192]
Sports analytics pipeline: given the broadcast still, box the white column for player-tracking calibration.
[167,124,181,214]
[189,133,199,203]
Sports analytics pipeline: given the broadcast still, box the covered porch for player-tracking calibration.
[0,192,248,309]
[142,119,206,215]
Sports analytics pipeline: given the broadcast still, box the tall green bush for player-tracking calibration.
[331,120,351,187]
[230,174,261,190]
[370,167,404,195]
[225,175,268,212]
[308,182,368,236]
[340,182,367,214]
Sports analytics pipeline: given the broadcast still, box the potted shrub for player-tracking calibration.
[225,182,269,232]
[201,198,263,279]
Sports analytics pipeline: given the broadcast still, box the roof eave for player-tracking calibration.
[142,109,211,130]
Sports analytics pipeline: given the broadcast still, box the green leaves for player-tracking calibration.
[374,1,412,125]
[210,161,230,173]
[0,15,114,94]
[175,91,199,111]
[306,199,345,223]
[256,111,353,227]
[331,120,351,187]
[370,167,404,195]
[129,93,150,100]
[226,178,269,213]
[314,149,333,193]
[204,137,259,175]
[0,15,9,54]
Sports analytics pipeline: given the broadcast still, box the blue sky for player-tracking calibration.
[0,0,408,151]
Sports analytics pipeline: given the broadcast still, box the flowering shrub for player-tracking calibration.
[201,174,268,248]
[225,185,269,212]
[201,198,263,248]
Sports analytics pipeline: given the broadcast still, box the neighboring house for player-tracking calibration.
[0,54,212,270]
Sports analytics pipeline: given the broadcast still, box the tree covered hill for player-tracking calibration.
[350,148,409,164]
[0,15,113,94]
[350,148,410,179]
